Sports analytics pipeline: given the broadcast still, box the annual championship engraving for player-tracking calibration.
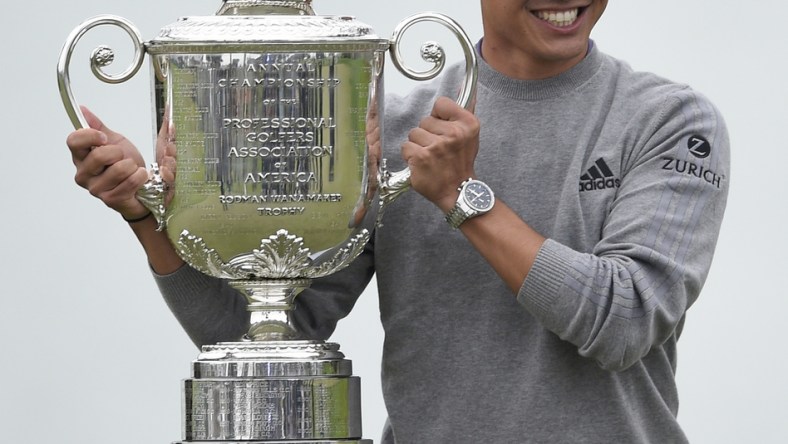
[149,46,369,259]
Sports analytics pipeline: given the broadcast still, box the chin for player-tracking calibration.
[541,39,590,63]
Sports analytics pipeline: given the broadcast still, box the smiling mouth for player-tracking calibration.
[532,7,585,27]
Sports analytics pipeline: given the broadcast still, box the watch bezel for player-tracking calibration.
[445,178,495,229]
[461,179,495,212]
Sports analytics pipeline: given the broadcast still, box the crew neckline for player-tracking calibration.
[476,39,604,101]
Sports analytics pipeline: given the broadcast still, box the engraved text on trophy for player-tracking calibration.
[155,51,373,262]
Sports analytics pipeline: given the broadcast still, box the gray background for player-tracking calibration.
[1,1,785,442]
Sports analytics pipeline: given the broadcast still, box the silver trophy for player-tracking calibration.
[58,1,477,442]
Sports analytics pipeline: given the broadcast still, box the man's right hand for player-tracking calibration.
[66,106,150,220]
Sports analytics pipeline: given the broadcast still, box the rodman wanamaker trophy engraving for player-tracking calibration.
[58,1,476,442]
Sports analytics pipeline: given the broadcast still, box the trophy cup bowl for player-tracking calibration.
[58,1,476,442]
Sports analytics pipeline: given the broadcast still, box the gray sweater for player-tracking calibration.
[157,43,729,443]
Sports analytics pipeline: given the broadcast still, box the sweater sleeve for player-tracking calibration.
[517,87,730,371]
[154,264,250,348]
[290,239,376,339]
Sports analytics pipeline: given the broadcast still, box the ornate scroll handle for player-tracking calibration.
[57,16,167,229]
[380,12,479,207]
[57,15,146,130]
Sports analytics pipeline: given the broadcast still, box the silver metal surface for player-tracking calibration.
[57,0,477,341]
[58,1,478,442]
[194,341,352,377]
[57,15,145,129]
[175,440,371,443]
[184,341,362,442]
[182,377,362,441]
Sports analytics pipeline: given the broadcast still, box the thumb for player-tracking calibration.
[80,106,121,140]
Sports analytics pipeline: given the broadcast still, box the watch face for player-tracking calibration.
[462,181,494,212]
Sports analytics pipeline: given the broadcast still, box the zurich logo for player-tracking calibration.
[687,135,711,159]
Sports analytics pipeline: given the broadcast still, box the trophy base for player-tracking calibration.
[179,341,372,443]
[175,441,372,443]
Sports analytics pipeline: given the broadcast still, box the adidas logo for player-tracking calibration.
[579,158,620,192]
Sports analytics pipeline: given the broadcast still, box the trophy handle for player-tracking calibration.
[57,16,168,228]
[57,15,146,130]
[379,12,479,207]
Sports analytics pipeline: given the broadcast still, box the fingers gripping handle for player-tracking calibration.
[57,16,166,228]
[57,15,146,130]
[379,12,479,207]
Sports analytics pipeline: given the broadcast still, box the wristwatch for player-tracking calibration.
[445,178,495,229]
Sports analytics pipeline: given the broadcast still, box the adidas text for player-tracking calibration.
[579,177,621,192]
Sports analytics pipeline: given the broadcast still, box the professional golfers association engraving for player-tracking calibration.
[58,0,476,442]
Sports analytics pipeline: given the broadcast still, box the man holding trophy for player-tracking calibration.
[65,0,729,443]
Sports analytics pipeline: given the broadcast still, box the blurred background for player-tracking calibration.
[1,1,785,442]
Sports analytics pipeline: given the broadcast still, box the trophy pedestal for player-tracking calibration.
[176,341,372,443]
[175,440,371,443]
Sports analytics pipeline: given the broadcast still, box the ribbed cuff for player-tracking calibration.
[517,239,575,318]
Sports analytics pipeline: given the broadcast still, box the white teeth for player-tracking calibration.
[535,8,579,27]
